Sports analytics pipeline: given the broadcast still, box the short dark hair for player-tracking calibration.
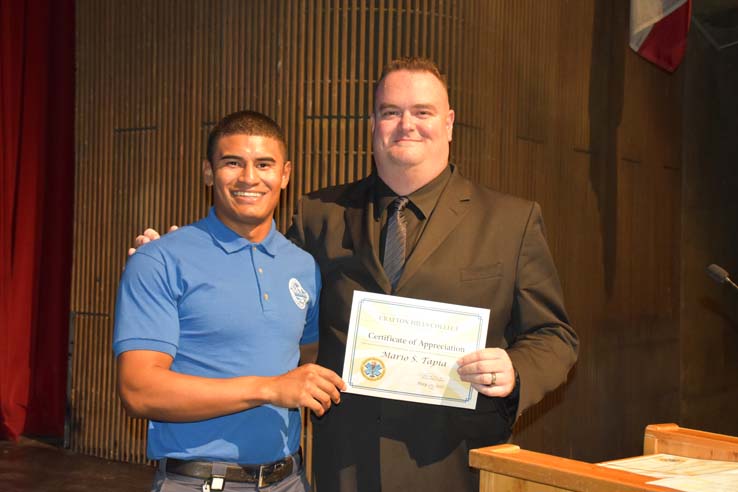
[374,57,448,107]
[206,110,288,163]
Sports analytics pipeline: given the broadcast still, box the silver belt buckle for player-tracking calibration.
[258,458,289,487]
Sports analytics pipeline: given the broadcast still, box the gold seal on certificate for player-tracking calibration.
[342,291,490,409]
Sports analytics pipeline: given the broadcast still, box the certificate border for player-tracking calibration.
[347,297,486,405]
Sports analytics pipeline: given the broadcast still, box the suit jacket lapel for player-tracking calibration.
[344,176,393,294]
[396,169,473,291]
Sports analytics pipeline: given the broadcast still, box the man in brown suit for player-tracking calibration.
[287,57,578,491]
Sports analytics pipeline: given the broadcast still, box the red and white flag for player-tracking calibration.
[630,0,692,72]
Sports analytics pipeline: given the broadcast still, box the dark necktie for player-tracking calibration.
[383,196,410,289]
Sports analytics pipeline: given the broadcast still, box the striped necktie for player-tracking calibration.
[383,196,410,289]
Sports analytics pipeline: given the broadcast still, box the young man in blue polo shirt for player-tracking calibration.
[113,110,345,492]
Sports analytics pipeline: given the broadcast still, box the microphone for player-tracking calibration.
[706,264,738,292]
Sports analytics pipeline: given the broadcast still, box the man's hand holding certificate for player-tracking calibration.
[341,291,490,409]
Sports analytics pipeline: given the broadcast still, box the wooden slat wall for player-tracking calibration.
[680,16,738,440]
[72,1,682,465]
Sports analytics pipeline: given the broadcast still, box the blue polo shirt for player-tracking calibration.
[113,207,320,464]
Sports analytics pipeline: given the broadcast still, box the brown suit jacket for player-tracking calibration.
[288,166,578,492]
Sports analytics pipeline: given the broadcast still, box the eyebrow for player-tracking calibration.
[377,103,437,111]
[218,154,277,163]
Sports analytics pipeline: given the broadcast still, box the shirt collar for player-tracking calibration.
[204,207,278,256]
[373,165,453,220]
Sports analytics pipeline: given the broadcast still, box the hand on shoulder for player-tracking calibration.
[127,225,178,256]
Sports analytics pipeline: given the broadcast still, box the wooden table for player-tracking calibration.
[469,423,738,492]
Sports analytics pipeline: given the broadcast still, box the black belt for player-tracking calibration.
[164,451,297,486]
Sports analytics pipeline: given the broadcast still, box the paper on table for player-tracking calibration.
[599,453,738,492]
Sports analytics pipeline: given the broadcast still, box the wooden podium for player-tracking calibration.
[469,423,738,492]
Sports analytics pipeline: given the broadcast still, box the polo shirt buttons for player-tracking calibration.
[258,267,263,274]
[263,293,269,301]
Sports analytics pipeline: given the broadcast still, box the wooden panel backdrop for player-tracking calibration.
[72,1,682,466]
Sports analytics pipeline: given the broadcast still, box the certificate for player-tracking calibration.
[342,291,490,409]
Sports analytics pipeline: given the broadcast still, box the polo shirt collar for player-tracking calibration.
[204,207,279,256]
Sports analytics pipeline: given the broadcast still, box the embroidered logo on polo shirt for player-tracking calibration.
[289,278,309,310]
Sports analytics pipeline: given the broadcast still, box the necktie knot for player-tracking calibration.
[389,196,409,213]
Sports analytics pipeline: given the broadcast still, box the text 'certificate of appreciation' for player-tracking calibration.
[342,291,490,410]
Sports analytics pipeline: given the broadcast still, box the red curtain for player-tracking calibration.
[1,0,75,440]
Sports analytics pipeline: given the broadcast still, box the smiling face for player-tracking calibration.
[203,133,291,243]
[371,69,455,187]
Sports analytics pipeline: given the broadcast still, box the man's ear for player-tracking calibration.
[446,109,455,142]
[281,161,292,190]
[370,112,376,134]
[202,160,213,186]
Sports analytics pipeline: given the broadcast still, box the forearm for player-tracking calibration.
[118,362,276,422]
[117,349,345,421]
[506,329,577,412]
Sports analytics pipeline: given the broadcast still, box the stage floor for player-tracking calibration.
[0,437,153,491]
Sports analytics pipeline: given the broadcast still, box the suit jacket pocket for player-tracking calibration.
[460,262,503,282]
